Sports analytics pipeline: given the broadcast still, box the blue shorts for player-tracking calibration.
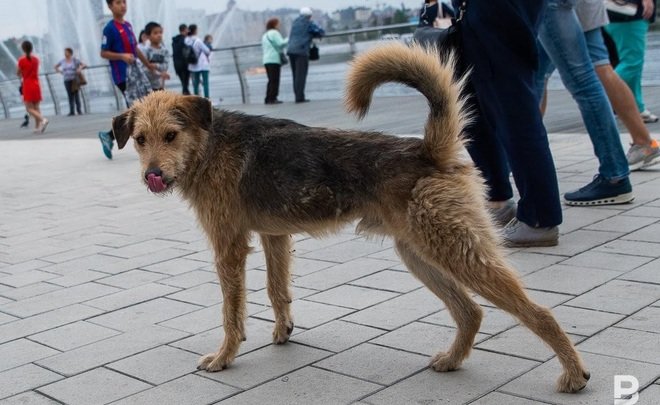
[584,28,610,67]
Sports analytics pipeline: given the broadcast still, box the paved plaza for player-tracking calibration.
[1,92,660,404]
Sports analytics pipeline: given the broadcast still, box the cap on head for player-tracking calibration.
[300,7,312,16]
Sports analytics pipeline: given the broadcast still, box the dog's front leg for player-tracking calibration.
[260,234,294,344]
[197,232,250,372]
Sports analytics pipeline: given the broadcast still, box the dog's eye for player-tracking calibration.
[136,135,146,145]
[165,132,177,143]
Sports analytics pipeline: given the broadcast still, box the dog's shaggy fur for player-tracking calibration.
[112,43,589,393]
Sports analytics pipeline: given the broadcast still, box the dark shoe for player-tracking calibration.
[488,199,516,227]
[67,113,75,116]
[20,114,29,128]
[564,175,634,206]
[98,131,114,160]
[295,99,310,103]
[265,100,283,105]
[503,218,558,248]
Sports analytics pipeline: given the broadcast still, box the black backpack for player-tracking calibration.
[181,42,198,64]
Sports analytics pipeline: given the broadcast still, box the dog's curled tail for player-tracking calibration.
[345,42,469,169]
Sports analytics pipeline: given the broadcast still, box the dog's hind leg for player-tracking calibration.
[395,240,482,371]
[197,232,250,372]
[408,175,589,393]
[261,234,294,344]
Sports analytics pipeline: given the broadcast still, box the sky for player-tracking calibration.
[0,0,422,40]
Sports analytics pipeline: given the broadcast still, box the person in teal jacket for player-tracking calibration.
[262,17,288,104]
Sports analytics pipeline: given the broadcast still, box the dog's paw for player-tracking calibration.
[556,369,590,393]
[273,321,294,345]
[196,352,232,372]
[430,352,460,372]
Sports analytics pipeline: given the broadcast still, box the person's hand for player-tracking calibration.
[642,0,654,19]
[147,63,157,72]
[161,71,170,80]
[122,53,135,64]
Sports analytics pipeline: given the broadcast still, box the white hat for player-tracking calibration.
[300,7,312,16]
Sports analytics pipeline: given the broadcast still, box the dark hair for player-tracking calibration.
[64,47,73,55]
[21,41,33,60]
[139,30,146,42]
[144,21,161,36]
[266,17,279,30]
[179,23,187,32]
[188,24,197,36]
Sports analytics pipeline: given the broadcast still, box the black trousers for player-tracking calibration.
[175,67,190,95]
[288,54,309,102]
[264,63,281,103]
[457,0,562,227]
[64,80,82,115]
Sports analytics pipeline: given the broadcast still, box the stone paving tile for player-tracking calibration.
[526,230,622,257]
[96,269,166,289]
[621,223,660,243]
[560,251,653,273]
[111,374,239,404]
[166,282,222,306]
[0,270,59,288]
[93,248,197,275]
[505,252,565,276]
[293,257,394,291]
[343,288,442,330]
[422,306,519,335]
[579,327,660,364]
[314,342,429,385]
[0,259,52,275]
[305,284,399,309]
[102,239,185,259]
[585,214,658,233]
[246,285,318,306]
[476,326,584,362]
[551,305,625,336]
[29,320,121,351]
[0,364,62,400]
[107,345,200,385]
[160,303,266,335]
[88,297,202,331]
[616,306,660,334]
[288,257,335,277]
[594,239,660,257]
[140,257,208,275]
[47,269,111,287]
[0,282,63,301]
[2,391,61,404]
[35,325,188,376]
[0,311,17,326]
[619,257,660,285]
[500,352,660,405]
[566,280,660,315]
[220,366,381,405]
[156,269,216,289]
[0,304,103,344]
[254,298,355,330]
[38,367,151,405]
[0,338,60,372]
[362,350,539,404]
[200,343,331,389]
[372,321,490,356]
[470,392,552,404]
[84,283,181,311]
[349,269,423,293]
[291,320,386,353]
[522,264,620,295]
[0,282,120,318]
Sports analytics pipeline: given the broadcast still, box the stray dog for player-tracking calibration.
[112,43,589,393]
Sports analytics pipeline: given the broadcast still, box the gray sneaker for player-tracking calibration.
[503,218,558,248]
[627,140,660,171]
[489,199,517,227]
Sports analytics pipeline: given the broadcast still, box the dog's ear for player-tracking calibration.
[177,96,213,132]
[112,110,134,150]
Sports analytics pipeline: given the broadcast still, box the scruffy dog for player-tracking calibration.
[112,43,589,393]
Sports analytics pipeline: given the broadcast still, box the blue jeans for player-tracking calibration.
[537,0,629,181]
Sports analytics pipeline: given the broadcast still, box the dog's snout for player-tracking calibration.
[145,168,162,180]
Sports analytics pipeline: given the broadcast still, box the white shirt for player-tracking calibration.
[185,36,211,72]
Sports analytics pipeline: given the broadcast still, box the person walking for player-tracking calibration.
[97,0,155,159]
[605,0,658,123]
[286,7,325,103]
[261,17,288,104]
[17,40,48,133]
[185,24,211,99]
[172,23,190,94]
[54,48,87,116]
[536,0,634,207]
[455,0,563,247]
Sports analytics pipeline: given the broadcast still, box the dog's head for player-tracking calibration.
[112,92,213,194]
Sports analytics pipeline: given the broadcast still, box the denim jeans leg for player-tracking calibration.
[538,0,629,181]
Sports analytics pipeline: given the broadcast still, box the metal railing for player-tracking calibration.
[0,22,417,119]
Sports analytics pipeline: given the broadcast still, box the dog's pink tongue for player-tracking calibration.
[147,173,167,192]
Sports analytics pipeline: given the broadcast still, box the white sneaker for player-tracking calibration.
[641,109,659,123]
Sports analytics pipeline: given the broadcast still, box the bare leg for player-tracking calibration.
[596,64,652,146]
[395,240,482,371]
[197,232,250,372]
[260,234,294,344]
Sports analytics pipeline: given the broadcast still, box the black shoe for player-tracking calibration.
[564,174,634,206]
[67,113,75,116]
[20,114,29,128]
[295,99,310,103]
[265,100,283,105]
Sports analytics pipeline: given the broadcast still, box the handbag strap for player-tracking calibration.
[266,31,280,51]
